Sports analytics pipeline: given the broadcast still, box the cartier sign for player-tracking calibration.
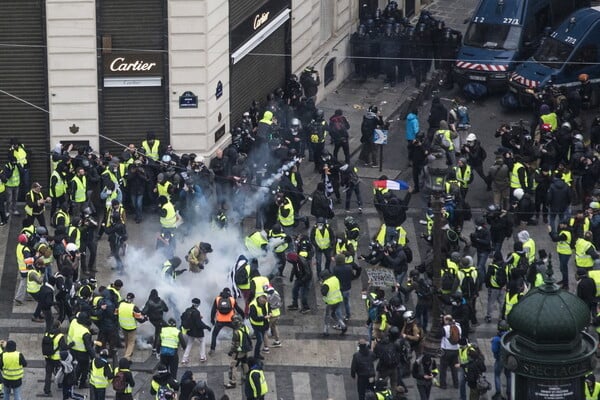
[103,53,163,77]
[230,0,290,52]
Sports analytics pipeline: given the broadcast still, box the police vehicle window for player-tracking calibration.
[464,23,522,50]
[571,45,598,69]
[533,36,572,68]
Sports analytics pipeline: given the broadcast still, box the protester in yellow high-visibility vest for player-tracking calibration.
[0,340,27,399]
[320,269,347,336]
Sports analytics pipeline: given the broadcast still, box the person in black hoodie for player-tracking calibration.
[351,338,376,400]
[427,96,448,144]
[179,370,196,400]
[382,189,412,227]
[359,106,385,166]
[412,353,437,400]
[142,289,169,355]
[310,182,333,220]
[465,346,487,400]
[190,380,216,400]
[181,298,212,364]
[38,275,56,331]
[333,254,355,321]
[546,175,572,232]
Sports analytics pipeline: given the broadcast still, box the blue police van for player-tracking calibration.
[508,7,600,106]
[453,0,588,93]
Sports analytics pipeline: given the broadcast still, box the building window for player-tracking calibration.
[324,58,336,86]
[320,0,334,42]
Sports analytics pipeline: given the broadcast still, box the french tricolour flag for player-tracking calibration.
[372,179,410,191]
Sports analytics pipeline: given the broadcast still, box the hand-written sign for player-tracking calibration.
[366,267,396,287]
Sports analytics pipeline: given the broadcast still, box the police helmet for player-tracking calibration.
[36,226,48,236]
[497,319,510,332]
[374,378,388,391]
[315,109,325,120]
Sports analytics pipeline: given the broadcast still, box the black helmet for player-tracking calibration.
[315,109,325,120]
[358,24,367,36]
[36,226,48,236]
[374,378,388,391]
[498,319,510,332]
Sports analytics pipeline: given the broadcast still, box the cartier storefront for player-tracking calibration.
[229,0,291,125]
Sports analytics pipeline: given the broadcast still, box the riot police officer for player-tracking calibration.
[351,25,370,82]
[380,23,398,86]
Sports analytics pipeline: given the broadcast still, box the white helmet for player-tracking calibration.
[466,133,477,142]
[66,243,78,252]
[194,155,204,164]
[403,310,415,322]
[513,188,524,200]
[574,133,584,141]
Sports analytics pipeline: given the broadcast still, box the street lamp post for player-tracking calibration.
[422,194,444,356]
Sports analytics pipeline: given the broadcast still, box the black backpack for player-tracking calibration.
[217,297,233,314]
[234,265,249,285]
[239,327,253,353]
[441,268,458,292]
[180,307,194,330]
[461,269,477,299]
[42,333,56,357]
[403,245,413,263]
[490,263,507,288]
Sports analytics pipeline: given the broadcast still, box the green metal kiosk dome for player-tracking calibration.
[501,268,597,399]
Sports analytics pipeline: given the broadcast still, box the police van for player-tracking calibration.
[508,7,600,106]
[453,0,588,93]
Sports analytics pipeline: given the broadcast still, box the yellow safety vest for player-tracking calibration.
[504,292,520,317]
[1,352,24,381]
[376,390,393,400]
[523,238,536,264]
[589,271,600,296]
[142,140,160,161]
[6,164,19,187]
[68,226,81,249]
[54,209,70,228]
[118,302,137,331]
[335,241,354,264]
[268,230,288,253]
[249,299,268,327]
[510,162,525,189]
[13,146,27,167]
[108,286,122,303]
[251,276,270,300]
[314,226,331,249]
[245,232,268,254]
[24,190,44,216]
[570,217,591,234]
[157,181,172,199]
[540,113,558,131]
[16,243,30,274]
[557,230,572,255]
[488,263,503,289]
[67,319,90,352]
[438,129,454,151]
[160,326,180,349]
[237,264,251,290]
[322,276,343,305]
[375,224,407,246]
[446,259,459,273]
[458,345,473,364]
[45,332,64,361]
[278,199,295,227]
[575,238,595,268]
[585,381,600,400]
[0,178,4,193]
[248,369,268,397]
[455,165,472,188]
[49,170,67,198]
[72,175,87,203]
[90,358,111,389]
[102,169,118,186]
[26,269,42,294]
[160,202,177,228]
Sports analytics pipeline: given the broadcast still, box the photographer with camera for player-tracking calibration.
[300,66,320,101]
[24,182,51,227]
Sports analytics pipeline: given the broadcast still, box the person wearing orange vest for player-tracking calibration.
[209,288,244,356]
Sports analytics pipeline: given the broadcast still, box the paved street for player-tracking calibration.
[5,2,600,400]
